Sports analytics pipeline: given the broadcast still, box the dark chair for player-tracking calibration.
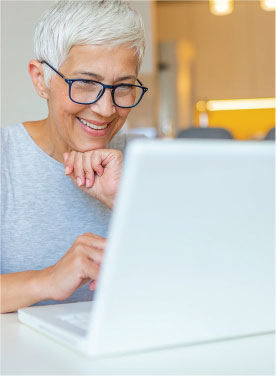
[264,127,275,141]
[177,127,233,140]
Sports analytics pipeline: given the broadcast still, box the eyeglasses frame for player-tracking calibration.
[41,61,148,108]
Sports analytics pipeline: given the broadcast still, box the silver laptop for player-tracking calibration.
[18,139,275,358]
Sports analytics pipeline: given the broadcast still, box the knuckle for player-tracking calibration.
[91,263,100,278]
[74,243,83,253]
[94,250,103,264]
[73,254,84,269]
[83,167,91,174]
[75,235,83,242]
[74,160,83,169]
[74,235,85,247]
[75,169,84,178]
[116,150,123,160]
[82,232,93,237]
[83,232,100,240]
[92,151,100,162]
[69,153,75,160]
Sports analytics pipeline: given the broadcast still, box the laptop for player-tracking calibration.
[18,139,275,358]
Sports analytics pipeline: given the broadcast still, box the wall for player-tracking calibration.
[124,1,158,130]
[157,0,275,128]
[1,1,52,126]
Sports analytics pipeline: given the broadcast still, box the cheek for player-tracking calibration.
[49,85,85,117]
[116,108,131,126]
[53,99,85,119]
[67,104,85,116]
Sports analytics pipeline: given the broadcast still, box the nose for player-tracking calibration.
[89,89,116,118]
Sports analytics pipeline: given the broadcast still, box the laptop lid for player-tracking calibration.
[85,139,275,356]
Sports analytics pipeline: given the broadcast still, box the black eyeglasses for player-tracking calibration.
[41,61,148,108]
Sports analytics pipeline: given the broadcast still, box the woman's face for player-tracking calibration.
[46,45,138,152]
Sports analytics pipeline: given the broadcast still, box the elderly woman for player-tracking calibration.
[1,0,147,313]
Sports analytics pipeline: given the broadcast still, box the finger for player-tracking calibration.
[79,234,106,251]
[73,153,85,186]
[82,257,101,281]
[97,149,123,169]
[90,151,104,177]
[63,152,69,164]
[65,151,75,175]
[89,280,96,291]
[83,153,95,188]
[82,245,103,265]
[82,232,106,240]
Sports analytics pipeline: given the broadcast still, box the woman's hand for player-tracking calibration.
[44,233,105,301]
[64,149,123,209]
[0,233,104,313]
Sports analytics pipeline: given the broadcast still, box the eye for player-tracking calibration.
[72,80,101,91]
[116,84,135,92]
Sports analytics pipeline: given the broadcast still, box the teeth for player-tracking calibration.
[78,117,108,130]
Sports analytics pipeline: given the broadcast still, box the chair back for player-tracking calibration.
[264,127,275,141]
[177,127,233,140]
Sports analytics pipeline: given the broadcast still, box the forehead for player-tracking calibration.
[60,45,138,78]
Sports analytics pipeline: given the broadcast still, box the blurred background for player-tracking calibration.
[1,0,275,141]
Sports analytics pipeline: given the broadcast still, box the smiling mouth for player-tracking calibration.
[77,117,109,130]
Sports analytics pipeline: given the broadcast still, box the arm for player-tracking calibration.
[0,269,51,313]
[1,233,105,314]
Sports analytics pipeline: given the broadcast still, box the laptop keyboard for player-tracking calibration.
[59,312,91,331]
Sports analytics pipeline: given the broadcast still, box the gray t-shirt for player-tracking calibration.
[1,123,133,306]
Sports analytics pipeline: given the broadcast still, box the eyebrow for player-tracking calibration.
[72,71,137,82]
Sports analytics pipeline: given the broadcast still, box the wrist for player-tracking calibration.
[30,267,53,302]
[103,196,114,210]
[93,190,114,209]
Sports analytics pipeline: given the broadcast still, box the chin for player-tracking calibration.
[75,139,108,152]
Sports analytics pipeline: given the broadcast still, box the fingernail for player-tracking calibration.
[89,280,96,291]
[77,177,82,186]
[85,178,90,187]
[65,166,70,174]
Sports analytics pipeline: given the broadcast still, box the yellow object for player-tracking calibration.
[209,0,234,15]
[205,98,275,111]
[260,0,276,11]
[195,98,275,140]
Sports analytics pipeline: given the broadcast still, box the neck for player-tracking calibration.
[23,118,70,164]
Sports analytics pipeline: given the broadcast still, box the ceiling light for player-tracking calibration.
[205,98,276,111]
[209,0,234,15]
[260,0,276,11]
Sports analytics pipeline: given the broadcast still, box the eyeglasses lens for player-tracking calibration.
[71,81,103,104]
[114,85,143,107]
[70,81,143,107]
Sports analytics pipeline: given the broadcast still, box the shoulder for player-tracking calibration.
[1,123,35,163]
[107,133,147,154]
[1,123,49,167]
[1,123,24,143]
[1,124,29,178]
[1,123,24,153]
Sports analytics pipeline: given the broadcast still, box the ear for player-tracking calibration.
[28,60,49,100]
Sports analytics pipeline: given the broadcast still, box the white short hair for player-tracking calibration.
[34,0,146,86]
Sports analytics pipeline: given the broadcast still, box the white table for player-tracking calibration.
[1,313,274,375]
